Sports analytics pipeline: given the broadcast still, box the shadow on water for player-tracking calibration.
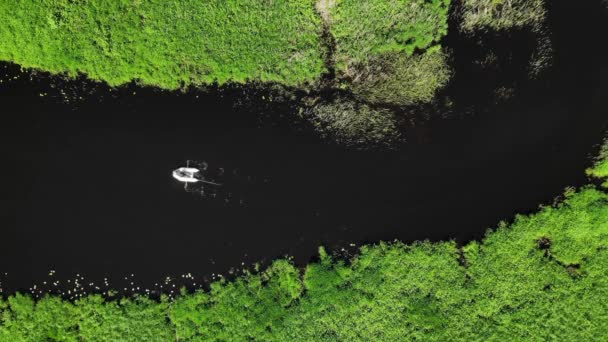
[0,1,607,295]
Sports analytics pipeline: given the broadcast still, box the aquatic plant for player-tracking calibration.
[460,0,547,32]
[459,0,552,94]
[526,28,554,79]
[307,98,401,147]
[348,49,451,106]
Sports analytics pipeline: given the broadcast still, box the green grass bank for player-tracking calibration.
[2,162,608,340]
[0,0,555,146]
[0,0,549,103]
[0,0,325,88]
[0,0,454,97]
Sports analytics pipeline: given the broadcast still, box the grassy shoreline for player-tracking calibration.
[2,155,608,340]
[0,0,553,146]
[0,0,325,88]
[0,0,453,93]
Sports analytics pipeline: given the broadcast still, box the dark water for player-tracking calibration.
[0,1,607,295]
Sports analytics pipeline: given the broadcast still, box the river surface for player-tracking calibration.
[0,1,607,295]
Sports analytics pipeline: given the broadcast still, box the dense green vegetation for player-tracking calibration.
[0,0,453,105]
[331,0,450,70]
[0,0,324,88]
[3,179,608,340]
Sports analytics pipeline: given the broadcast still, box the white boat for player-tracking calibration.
[172,161,222,187]
[172,167,201,183]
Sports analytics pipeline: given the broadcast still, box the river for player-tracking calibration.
[0,1,606,296]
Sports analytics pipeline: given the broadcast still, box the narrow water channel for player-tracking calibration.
[0,1,606,294]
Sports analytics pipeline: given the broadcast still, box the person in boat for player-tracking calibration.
[172,167,201,183]
[172,164,222,187]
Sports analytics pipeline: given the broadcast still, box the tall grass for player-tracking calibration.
[308,97,401,146]
[0,0,325,88]
[461,0,547,32]
[349,49,452,106]
[329,0,452,106]
[0,0,454,107]
[331,0,451,71]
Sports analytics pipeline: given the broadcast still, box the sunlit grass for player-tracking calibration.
[0,0,325,88]
[331,0,450,71]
